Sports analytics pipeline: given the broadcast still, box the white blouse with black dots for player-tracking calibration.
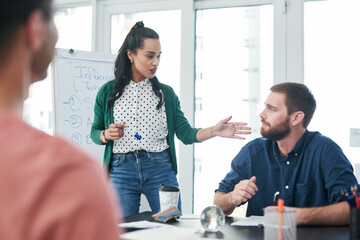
[112,78,169,153]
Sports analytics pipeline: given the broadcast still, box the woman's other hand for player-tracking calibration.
[105,122,126,140]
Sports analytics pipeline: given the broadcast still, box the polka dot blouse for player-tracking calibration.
[113,78,169,153]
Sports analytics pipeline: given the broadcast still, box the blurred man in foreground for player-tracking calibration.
[0,0,122,239]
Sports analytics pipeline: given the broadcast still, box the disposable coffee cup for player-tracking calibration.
[158,184,179,212]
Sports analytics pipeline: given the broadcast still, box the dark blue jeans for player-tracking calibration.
[109,149,181,217]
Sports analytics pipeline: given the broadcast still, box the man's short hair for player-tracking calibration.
[270,82,316,128]
[0,0,52,60]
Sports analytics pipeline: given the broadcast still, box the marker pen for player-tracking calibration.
[126,127,142,140]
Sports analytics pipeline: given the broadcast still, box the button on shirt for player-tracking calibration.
[113,79,169,153]
[215,130,357,217]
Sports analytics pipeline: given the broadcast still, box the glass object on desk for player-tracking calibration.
[200,205,225,232]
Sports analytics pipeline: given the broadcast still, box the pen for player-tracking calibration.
[126,127,142,140]
[273,191,280,206]
[356,197,360,209]
[278,198,284,240]
[342,186,360,208]
[353,189,358,208]
[348,195,354,208]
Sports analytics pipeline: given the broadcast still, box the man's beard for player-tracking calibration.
[261,116,290,141]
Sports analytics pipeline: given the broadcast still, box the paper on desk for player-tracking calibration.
[180,213,200,219]
[120,226,200,240]
[231,216,265,227]
[118,220,170,229]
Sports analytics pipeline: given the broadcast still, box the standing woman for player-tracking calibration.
[91,21,251,217]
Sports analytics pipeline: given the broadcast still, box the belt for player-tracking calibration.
[129,150,146,154]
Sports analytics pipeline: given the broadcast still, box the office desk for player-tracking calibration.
[120,211,349,240]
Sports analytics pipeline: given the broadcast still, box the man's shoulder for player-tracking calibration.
[232,137,272,160]
[10,117,99,171]
[305,130,337,146]
[300,131,345,160]
[1,112,98,170]
[244,137,271,149]
[43,134,100,170]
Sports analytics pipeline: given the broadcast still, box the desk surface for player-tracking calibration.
[121,211,349,240]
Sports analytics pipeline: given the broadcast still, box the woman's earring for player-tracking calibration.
[130,59,133,63]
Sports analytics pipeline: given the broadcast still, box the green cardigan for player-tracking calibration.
[90,80,200,174]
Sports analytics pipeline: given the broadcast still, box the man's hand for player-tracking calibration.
[230,176,258,206]
[214,176,258,216]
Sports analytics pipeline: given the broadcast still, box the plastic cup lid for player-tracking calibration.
[159,184,179,192]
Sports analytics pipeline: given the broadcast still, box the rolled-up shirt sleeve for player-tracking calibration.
[320,139,358,203]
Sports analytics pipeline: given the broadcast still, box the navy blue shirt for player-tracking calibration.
[216,130,358,217]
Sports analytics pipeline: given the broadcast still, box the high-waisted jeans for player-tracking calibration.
[109,149,181,217]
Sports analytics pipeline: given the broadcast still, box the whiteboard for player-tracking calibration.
[52,48,116,164]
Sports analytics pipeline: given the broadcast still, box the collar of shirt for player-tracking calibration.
[271,129,309,160]
[130,78,150,89]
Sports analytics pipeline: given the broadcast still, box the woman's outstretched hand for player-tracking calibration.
[213,116,251,139]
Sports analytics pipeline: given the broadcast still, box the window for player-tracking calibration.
[55,6,92,51]
[194,5,273,215]
[23,6,92,134]
[304,0,360,171]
